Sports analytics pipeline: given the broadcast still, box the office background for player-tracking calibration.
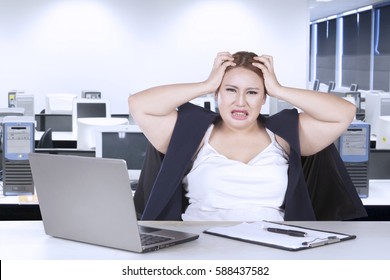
[310,0,390,92]
[1,1,390,265]
[0,0,309,114]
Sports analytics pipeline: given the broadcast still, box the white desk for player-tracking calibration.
[35,130,76,141]
[363,180,390,205]
[1,221,390,260]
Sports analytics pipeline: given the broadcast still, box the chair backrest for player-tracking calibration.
[37,128,53,148]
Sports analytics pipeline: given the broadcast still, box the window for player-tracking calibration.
[315,19,337,85]
[309,4,390,92]
[342,10,372,90]
[309,24,314,81]
[373,5,390,91]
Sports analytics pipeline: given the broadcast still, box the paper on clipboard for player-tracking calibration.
[204,221,356,251]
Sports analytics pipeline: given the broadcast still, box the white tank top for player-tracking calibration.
[182,125,288,221]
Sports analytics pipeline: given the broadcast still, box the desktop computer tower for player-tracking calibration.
[82,91,101,99]
[8,91,17,108]
[365,91,390,137]
[2,117,35,195]
[15,92,34,117]
[337,122,370,198]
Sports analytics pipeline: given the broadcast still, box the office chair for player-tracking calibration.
[37,128,53,148]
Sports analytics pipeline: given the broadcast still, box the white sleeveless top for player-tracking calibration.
[182,125,288,221]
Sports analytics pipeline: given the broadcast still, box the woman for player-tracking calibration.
[128,51,363,221]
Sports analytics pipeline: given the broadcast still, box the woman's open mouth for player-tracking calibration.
[231,110,248,120]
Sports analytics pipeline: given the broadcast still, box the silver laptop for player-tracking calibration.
[28,153,199,253]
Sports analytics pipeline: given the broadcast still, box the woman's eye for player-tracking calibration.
[247,91,258,95]
[226,88,236,93]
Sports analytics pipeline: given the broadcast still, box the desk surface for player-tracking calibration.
[1,221,389,260]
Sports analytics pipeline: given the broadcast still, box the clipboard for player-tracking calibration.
[203,221,356,251]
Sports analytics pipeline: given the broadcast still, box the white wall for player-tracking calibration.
[0,0,309,114]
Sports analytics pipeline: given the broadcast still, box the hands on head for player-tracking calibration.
[206,51,282,97]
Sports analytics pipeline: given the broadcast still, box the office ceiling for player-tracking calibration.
[309,0,388,21]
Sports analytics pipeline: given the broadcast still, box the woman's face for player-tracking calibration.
[217,67,266,130]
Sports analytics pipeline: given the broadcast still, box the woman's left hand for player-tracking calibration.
[252,55,282,97]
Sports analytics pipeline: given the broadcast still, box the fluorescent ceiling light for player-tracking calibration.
[327,15,337,20]
[342,5,373,16]
[357,5,373,12]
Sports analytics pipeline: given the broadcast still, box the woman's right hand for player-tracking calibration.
[204,52,236,92]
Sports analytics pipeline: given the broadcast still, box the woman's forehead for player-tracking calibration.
[222,67,264,86]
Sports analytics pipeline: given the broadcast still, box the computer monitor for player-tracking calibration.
[95,125,148,183]
[350,84,359,92]
[327,81,335,93]
[0,109,25,149]
[82,91,101,99]
[365,91,390,137]
[15,93,34,116]
[368,149,390,179]
[376,116,390,149]
[45,93,77,114]
[312,79,320,91]
[35,114,72,132]
[8,91,17,107]
[77,117,128,149]
[72,98,111,135]
[345,91,361,112]
[0,108,24,119]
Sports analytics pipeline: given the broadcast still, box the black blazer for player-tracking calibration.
[134,103,367,221]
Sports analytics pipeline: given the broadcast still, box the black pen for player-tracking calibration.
[265,227,307,237]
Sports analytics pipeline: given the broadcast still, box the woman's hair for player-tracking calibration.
[226,51,264,81]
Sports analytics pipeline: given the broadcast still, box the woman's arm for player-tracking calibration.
[253,55,356,156]
[128,52,235,154]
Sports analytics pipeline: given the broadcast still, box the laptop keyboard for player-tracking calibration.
[140,233,173,246]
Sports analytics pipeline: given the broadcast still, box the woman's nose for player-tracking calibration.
[235,92,246,106]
